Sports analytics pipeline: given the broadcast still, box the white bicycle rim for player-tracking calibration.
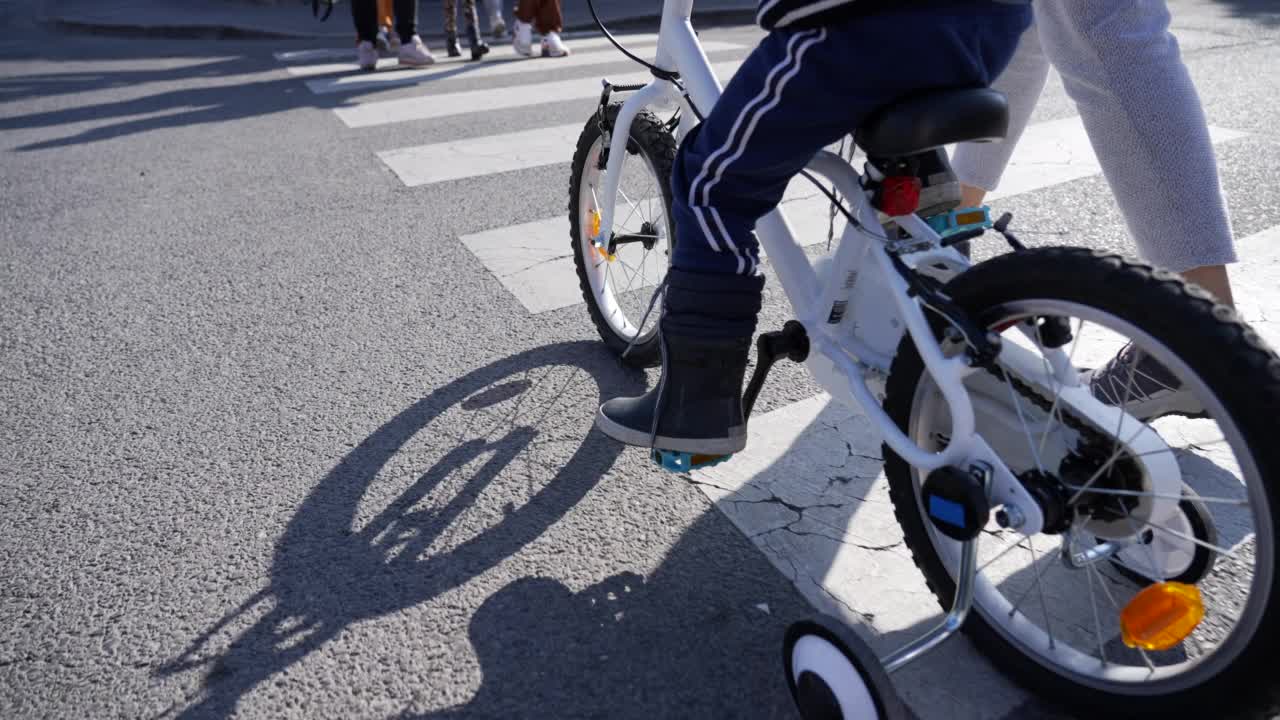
[577,134,673,345]
[906,299,1273,694]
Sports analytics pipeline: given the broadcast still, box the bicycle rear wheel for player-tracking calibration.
[883,248,1280,715]
[569,104,676,368]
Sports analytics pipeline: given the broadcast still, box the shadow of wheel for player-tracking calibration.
[159,341,643,719]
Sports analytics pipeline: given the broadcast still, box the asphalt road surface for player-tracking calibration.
[3,2,1280,719]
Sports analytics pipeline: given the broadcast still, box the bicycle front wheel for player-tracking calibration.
[883,248,1280,716]
[569,104,676,368]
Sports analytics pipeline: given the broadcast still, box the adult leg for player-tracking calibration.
[516,0,561,34]
[1037,0,1235,301]
[462,0,490,59]
[392,0,418,41]
[442,0,458,37]
[535,0,563,34]
[513,0,537,25]
[952,22,1051,206]
[349,0,378,43]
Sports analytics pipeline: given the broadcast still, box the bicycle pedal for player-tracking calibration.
[651,449,733,473]
[925,205,993,238]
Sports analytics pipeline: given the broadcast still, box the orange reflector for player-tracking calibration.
[955,210,987,226]
[690,453,727,466]
[1120,582,1205,651]
[589,210,602,240]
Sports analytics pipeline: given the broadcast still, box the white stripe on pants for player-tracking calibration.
[950,0,1236,272]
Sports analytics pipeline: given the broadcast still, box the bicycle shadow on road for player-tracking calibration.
[154,341,646,719]
[430,392,1259,719]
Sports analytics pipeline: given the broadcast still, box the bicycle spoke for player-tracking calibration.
[1063,484,1248,507]
[1074,530,1109,666]
[1110,344,1142,466]
[1131,438,1230,459]
[1087,560,1157,675]
[1067,423,1148,504]
[1117,498,1166,585]
[1036,318,1086,457]
[1007,538,1056,645]
[979,533,1031,572]
[1029,536,1057,650]
[1147,521,1245,561]
[1000,370,1047,475]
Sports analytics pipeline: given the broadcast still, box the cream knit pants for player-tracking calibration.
[950,0,1235,272]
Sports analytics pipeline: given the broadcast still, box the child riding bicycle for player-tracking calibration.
[595,0,1033,457]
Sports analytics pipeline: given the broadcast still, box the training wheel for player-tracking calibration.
[783,621,908,720]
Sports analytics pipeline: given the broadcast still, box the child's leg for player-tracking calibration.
[671,10,1027,287]
[598,8,1032,455]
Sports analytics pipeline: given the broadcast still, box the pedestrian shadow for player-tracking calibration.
[0,54,351,151]
[406,512,820,719]
[155,341,645,719]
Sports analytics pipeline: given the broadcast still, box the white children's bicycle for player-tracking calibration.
[567,1,1280,717]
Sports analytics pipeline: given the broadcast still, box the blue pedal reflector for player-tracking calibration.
[925,206,994,239]
[651,449,733,473]
[928,495,967,529]
[921,466,989,541]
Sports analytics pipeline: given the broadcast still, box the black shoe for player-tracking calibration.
[597,333,753,454]
[466,23,490,60]
[445,31,462,58]
[595,269,764,456]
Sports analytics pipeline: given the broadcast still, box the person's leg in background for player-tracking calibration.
[393,0,437,67]
[596,7,1032,455]
[462,0,492,60]
[443,0,462,57]
[375,0,398,55]
[952,0,1236,306]
[513,0,569,57]
[484,0,507,38]
[350,0,380,70]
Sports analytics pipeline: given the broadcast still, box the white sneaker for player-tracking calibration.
[490,13,507,39]
[356,41,378,71]
[512,19,534,56]
[398,34,436,68]
[541,31,570,58]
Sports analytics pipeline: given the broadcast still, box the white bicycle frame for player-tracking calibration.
[594,0,1183,568]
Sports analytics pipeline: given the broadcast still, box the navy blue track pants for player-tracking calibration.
[669,6,1032,277]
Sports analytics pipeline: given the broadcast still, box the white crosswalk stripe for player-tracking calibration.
[455,116,1249,315]
[378,122,583,186]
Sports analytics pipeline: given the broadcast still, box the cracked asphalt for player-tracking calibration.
[4,1,1280,719]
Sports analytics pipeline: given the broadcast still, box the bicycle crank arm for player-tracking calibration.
[743,321,810,419]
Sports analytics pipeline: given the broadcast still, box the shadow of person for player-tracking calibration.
[418,515,821,719]
[156,341,645,719]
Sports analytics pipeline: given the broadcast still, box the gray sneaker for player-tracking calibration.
[1083,343,1205,420]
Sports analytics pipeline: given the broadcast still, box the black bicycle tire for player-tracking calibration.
[882,247,1280,716]
[568,104,677,368]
